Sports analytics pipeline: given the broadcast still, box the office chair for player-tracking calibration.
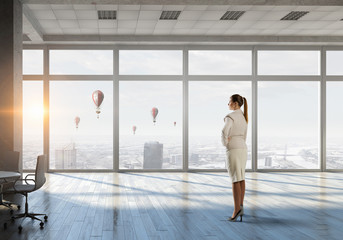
[0,151,21,213]
[3,155,48,232]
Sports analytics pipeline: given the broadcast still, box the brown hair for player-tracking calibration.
[231,94,248,123]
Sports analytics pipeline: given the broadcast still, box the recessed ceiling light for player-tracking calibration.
[220,11,245,20]
[160,11,181,20]
[281,11,309,20]
[98,10,116,20]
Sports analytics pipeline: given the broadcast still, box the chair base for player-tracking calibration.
[4,213,48,231]
[11,212,47,223]
[0,200,20,214]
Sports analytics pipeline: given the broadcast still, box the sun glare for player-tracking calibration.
[24,106,44,119]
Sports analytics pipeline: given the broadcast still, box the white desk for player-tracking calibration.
[0,171,21,207]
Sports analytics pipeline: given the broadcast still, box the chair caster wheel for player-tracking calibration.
[10,210,13,214]
[40,222,44,228]
[4,223,7,229]
[18,225,22,232]
[44,216,48,221]
[17,205,21,210]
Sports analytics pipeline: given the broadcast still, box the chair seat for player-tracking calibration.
[6,183,35,193]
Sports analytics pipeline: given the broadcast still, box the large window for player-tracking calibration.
[189,50,252,75]
[189,81,252,169]
[49,81,113,169]
[23,81,44,169]
[119,81,182,169]
[326,51,343,75]
[23,50,43,75]
[49,50,113,75]
[258,51,320,75]
[21,46,341,172]
[258,81,319,169]
[119,50,182,75]
[326,82,343,169]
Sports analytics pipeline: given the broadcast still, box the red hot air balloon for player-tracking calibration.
[174,121,176,127]
[75,116,80,129]
[151,107,158,125]
[92,90,104,118]
[133,125,137,135]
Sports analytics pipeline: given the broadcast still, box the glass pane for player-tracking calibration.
[50,50,113,75]
[258,81,319,169]
[327,82,343,169]
[119,81,182,169]
[23,81,44,169]
[119,50,182,75]
[189,51,252,75]
[327,51,343,75]
[23,50,43,75]
[189,81,252,169]
[50,81,113,169]
[258,51,320,75]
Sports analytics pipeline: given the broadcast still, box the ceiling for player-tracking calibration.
[22,2,343,45]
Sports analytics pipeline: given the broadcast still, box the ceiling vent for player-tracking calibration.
[281,11,309,20]
[220,11,245,20]
[98,10,116,20]
[160,11,181,20]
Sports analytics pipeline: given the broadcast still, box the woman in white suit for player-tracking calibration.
[221,94,248,222]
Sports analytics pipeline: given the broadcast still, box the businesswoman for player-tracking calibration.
[221,94,248,222]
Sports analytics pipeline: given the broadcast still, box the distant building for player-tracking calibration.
[190,153,199,164]
[55,143,77,169]
[143,141,163,169]
[171,154,182,165]
[265,156,272,167]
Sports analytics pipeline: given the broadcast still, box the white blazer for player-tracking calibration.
[221,108,248,150]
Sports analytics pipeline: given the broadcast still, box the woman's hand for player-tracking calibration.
[227,136,232,142]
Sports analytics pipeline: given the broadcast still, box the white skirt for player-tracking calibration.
[226,148,247,183]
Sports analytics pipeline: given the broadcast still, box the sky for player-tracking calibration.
[22,49,343,146]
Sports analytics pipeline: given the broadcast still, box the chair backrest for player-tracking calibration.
[0,151,20,172]
[34,155,46,190]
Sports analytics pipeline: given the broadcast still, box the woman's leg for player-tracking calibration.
[239,180,245,206]
[231,182,241,217]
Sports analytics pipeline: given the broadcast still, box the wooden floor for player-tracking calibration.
[1,172,342,240]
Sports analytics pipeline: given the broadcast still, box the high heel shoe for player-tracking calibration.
[227,209,242,222]
[240,205,244,215]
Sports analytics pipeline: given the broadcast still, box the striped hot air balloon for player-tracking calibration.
[151,107,158,125]
[92,90,104,119]
[75,116,80,129]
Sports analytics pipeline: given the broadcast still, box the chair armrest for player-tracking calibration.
[12,178,36,192]
[25,174,36,184]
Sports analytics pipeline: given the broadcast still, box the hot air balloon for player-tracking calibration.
[133,125,137,135]
[174,121,176,127]
[92,90,104,119]
[151,107,158,125]
[75,116,80,129]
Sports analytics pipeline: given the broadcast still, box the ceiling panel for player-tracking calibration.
[33,10,56,19]
[58,20,79,28]
[117,11,140,20]
[138,11,161,20]
[62,28,81,34]
[53,10,77,20]
[98,20,117,29]
[75,10,98,20]
[78,20,98,29]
